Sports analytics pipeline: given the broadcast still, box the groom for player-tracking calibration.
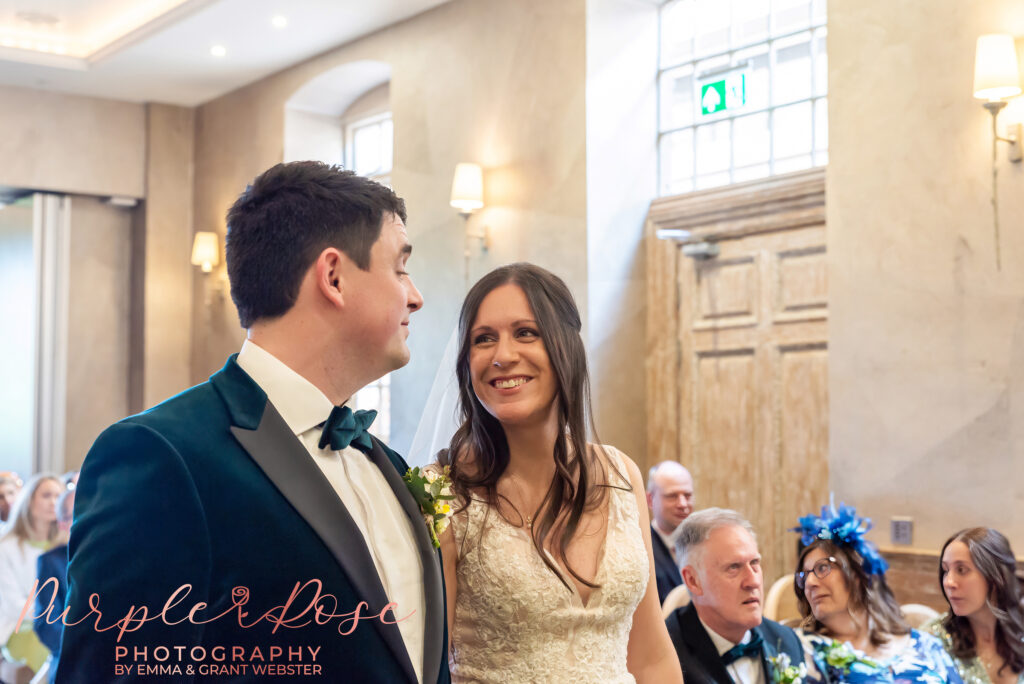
[57,162,448,683]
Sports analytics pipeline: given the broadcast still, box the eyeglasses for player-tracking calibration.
[796,556,838,589]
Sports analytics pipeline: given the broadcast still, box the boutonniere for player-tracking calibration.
[768,652,809,684]
[403,465,455,549]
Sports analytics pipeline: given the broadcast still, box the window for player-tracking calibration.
[345,112,393,186]
[658,0,827,195]
[345,110,394,441]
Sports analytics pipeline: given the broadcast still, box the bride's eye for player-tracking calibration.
[473,333,495,345]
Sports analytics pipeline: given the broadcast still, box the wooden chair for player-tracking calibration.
[661,584,691,619]
[901,603,939,628]
[763,574,802,624]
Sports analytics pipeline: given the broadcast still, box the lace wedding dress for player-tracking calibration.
[449,447,648,683]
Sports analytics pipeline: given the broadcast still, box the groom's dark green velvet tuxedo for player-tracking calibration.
[57,356,449,683]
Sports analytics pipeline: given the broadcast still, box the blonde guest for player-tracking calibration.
[0,474,64,673]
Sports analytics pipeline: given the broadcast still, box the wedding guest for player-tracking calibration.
[666,507,808,683]
[793,503,962,683]
[439,263,682,682]
[647,461,694,603]
[0,474,64,675]
[923,527,1024,684]
[0,472,21,526]
[34,484,75,683]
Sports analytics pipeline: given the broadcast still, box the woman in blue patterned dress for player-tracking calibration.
[923,527,1024,684]
[791,503,963,684]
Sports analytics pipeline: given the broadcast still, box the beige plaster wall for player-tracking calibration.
[141,104,196,409]
[65,196,133,470]
[0,86,145,198]
[191,0,588,452]
[585,0,658,468]
[829,0,1024,551]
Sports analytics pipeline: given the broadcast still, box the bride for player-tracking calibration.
[436,263,682,683]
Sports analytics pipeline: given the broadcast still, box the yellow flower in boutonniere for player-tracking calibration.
[403,465,455,549]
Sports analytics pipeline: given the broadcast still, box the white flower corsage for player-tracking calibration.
[769,652,809,684]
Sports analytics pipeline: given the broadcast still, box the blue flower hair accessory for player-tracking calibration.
[792,498,889,577]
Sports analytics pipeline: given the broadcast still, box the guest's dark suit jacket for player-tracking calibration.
[666,603,803,684]
[58,356,450,684]
[35,543,67,684]
[652,525,683,604]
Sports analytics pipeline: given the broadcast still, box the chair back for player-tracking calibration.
[901,603,940,628]
[661,584,691,619]
[764,574,802,624]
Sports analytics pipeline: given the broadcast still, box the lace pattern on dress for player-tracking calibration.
[449,446,648,684]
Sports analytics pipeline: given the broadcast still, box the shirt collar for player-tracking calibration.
[236,339,335,436]
[698,613,752,656]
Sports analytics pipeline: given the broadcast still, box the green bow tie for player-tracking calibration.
[318,406,377,454]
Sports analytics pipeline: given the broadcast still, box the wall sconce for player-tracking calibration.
[973,34,1022,269]
[451,162,490,289]
[190,231,220,273]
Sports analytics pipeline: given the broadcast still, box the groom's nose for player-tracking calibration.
[407,275,424,312]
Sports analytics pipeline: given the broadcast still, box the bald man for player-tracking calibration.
[646,461,695,603]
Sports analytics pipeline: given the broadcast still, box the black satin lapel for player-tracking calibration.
[366,441,445,683]
[230,402,417,684]
[681,606,736,684]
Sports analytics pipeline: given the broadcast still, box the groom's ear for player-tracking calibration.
[314,248,346,308]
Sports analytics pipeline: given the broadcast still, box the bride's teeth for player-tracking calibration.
[495,378,526,389]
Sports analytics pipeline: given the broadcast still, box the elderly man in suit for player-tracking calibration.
[59,162,448,684]
[665,508,809,684]
[647,461,694,603]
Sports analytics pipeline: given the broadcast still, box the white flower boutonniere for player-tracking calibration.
[403,465,455,549]
[769,652,809,684]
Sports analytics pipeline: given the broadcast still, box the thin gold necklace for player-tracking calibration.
[508,473,538,527]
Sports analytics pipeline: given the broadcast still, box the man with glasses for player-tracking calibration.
[665,508,814,684]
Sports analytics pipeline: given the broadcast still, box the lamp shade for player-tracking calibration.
[450,163,484,212]
[191,232,220,273]
[974,34,1022,100]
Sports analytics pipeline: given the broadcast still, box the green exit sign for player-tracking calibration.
[700,73,746,116]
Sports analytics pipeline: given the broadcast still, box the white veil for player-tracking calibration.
[407,327,463,467]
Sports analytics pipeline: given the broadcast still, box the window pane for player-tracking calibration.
[695,0,731,57]
[696,120,731,175]
[773,101,812,158]
[771,0,811,35]
[772,32,812,105]
[661,0,695,66]
[380,119,394,173]
[733,163,770,182]
[774,154,812,174]
[733,111,770,167]
[696,171,731,189]
[661,64,696,130]
[814,98,828,152]
[661,129,695,195]
[814,28,828,96]
[732,0,768,46]
[353,124,382,176]
[735,44,769,110]
[812,0,827,24]
[814,150,828,166]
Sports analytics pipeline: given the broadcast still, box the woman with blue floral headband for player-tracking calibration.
[791,503,963,684]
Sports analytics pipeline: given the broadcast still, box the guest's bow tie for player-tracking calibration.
[721,630,764,666]
[318,406,377,454]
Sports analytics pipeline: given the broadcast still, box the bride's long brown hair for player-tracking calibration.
[439,263,627,591]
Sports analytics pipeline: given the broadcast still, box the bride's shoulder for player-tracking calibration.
[589,444,643,489]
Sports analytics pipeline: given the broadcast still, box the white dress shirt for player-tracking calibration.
[700,615,764,684]
[237,340,425,683]
[654,523,678,561]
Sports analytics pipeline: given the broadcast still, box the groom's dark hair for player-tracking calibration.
[225,161,406,328]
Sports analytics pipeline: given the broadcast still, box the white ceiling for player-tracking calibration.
[0,0,450,106]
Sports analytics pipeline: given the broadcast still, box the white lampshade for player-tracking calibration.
[974,34,1022,100]
[190,232,220,273]
[450,163,484,212]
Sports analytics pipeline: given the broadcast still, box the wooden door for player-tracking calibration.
[646,168,828,584]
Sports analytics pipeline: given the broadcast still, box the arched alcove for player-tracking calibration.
[283,60,391,165]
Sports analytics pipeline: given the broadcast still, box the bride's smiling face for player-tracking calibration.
[468,283,559,430]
